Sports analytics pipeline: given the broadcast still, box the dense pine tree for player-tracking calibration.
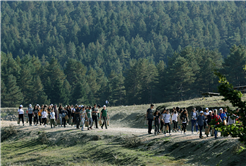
[2,75,23,107]
[2,1,246,106]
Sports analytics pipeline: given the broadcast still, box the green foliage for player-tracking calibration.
[213,71,246,144]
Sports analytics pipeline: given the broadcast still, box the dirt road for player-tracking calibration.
[1,120,237,142]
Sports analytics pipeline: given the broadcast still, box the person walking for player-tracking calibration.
[50,109,56,128]
[207,111,213,136]
[100,105,108,129]
[153,110,161,135]
[71,105,75,126]
[180,109,189,135]
[212,109,222,139]
[219,108,227,123]
[58,105,63,127]
[53,104,58,126]
[18,105,24,126]
[80,106,87,131]
[47,105,52,125]
[27,104,33,126]
[67,105,71,125]
[61,107,68,128]
[177,107,182,132]
[92,104,99,129]
[197,111,205,139]
[33,105,39,126]
[191,108,198,134]
[75,105,81,129]
[163,109,172,136]
[41,106,48,127]
[105,100,109,107]
[160,109,166,131]
[146,104,154,134]
[38,105,43,125]
[172,109,178,132]
[86,106,93,130]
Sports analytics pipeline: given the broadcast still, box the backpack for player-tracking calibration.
[62,112,66,118]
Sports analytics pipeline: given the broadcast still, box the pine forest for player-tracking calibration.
[1,1,246,107]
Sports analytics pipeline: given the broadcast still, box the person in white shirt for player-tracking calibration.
[50,109,56,128]
[162,109,172,136]
[18,105,24,126]
[172,110,178,132]
[42,106,48,127]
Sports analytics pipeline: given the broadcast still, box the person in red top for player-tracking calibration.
[211,109,222,139]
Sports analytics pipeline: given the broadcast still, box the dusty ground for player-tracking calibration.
[2,119,245,166]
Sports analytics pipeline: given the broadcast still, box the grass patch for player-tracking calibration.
[1,125,18,142]
[1,133,185,166]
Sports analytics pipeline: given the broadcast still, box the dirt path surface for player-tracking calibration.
[1,120,237,142]
[2,120,245,166]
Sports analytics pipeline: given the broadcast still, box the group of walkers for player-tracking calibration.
[147,104,237,139]
[17,104,109,131]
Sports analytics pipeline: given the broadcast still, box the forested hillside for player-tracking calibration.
[1,1,246,107]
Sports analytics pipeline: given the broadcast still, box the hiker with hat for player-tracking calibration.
[27,104,33,126]
[219,108,227,121]
[197,110,205,139]
[146,104,154,134]
[18,105,25,126]
[219,108,227,125]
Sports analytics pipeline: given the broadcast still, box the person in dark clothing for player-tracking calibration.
[27,104,33,126]
[146,104,154,134]
[92,104,99,128]
[33,105,39,126]
[74,105,81,129]
[60,107,68,128]
[100,105,108,129]
[197,111,205,139]
[67,105,71,124]
[71,105,75,126]
[154,110,160,135]
[180,109,189,135]
[58,105,63,127]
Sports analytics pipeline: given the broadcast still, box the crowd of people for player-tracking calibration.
[147,104,238,139]
[17,102,239,139]
[17,104,109,131]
